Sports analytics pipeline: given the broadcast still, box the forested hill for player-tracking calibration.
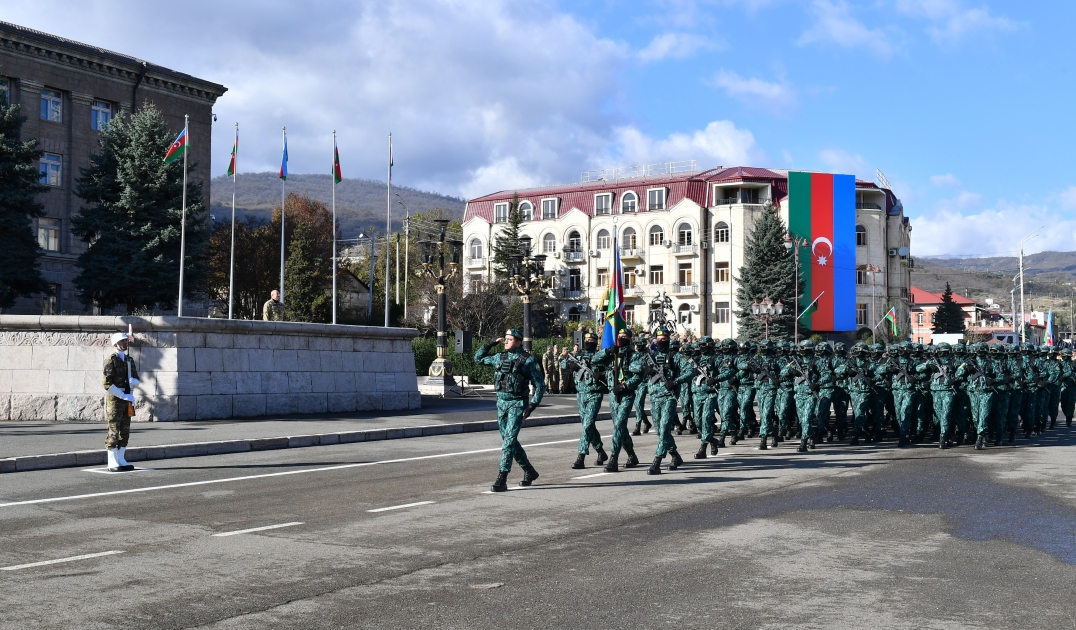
[209,172,466,239]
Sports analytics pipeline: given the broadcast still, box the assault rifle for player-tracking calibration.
[787,355,819,396]
[563,353,605,387]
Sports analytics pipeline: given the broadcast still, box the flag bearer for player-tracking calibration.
[104,331,139,472]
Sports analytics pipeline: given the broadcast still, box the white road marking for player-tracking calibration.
[0,439,578,509]
[0,550,124,571]
[571,472,612,480]
[367,500,435,513]
[84,468,154,475]
[212,522,304,537]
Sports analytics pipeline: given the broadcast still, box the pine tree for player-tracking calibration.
[284,221,332,323]
[0,93,48,309]
[491,193,523,277]
[932,282,966,334]
[71,104,206,312]
[734,206,802,342]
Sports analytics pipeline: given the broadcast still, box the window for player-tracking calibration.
[91,100,112,131]
[624,305,635,325]
[541,198,558,219]
[930,312,936,325]
[916,313,924,326]
[595,194,611,215]
[494,203,509,223]
[41,283,60,315]
[678,304,691,325]
[468,238,483,259]
[596,229,610,250]
[37,218,60,252]
[678,263,692,285]
[568,268,582,291]
[542,233,557,253]
[719,187,739,203]
[714,221,729,243]
[624,268,636,288]
[39,153,62,187]
[715,301,730,324]
[856,265,868,285]
[469,274,483,293]
[856,225,868,247]
[917,336,924,344]
[677,222,693,246]
[597,268,609,287]
[648,225,665,246]
[647,188,666,211]
[519,236,532,255]
[519,201,533,221]
[568,306,581,322]
[567,231,582,252]
[622,228,637,249]
[0,78,9,105]
[649,265,664,285]
[856,303,868,327]
[622,191,637,213]
[40,88,62,123]
[714,261,729,283]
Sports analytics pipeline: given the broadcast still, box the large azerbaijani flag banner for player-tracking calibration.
[601,227,626,349]
[788,171,856,332]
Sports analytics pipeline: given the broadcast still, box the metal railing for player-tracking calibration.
[465,257,486,267]
[563,251,586,262]
[620,248,643,259]
[558,289,585,299]
[856,202,882,210]
[673,244,697,255]
[673,283,698,295]
[714,197,770,206]
[581,160,697,183]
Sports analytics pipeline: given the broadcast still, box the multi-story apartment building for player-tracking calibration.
[463,163,912,340]
[0,21,226,315]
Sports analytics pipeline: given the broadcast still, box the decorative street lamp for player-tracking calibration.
[783,233,809,343]
[418,219,463,384]
[865,264,882,337]
[751,296,784,340]
[507,241,547,352]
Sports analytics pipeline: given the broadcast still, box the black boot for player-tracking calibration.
[771,435,779,448]
[643,417,653,433]
[1007,429,1016,444]
[717,434,727,449]
[571,454,586,469]
[710,439,720,456]
[694,443,708,459]
[730,432,740,445]
[632,423,641,436]
[687,418,698,435]
[491,472,509,492]
[849,432,860,446]
[939,436,948,449]
[1050,419,1057,430]
[807,435,816,450]
[625,449,639,468]
[797,438,808,453]
[520,465,539,486]
[993,434,1003,447]
[604,456,619,473]
[974,435,986,450]
[595,446,608,466]
[669,451,683,469]
[647,457,662,475]
[759,436,768,450]
[898,434,908,447]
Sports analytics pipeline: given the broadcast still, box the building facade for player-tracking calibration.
[0,21,227,315]
[463,164,912,339]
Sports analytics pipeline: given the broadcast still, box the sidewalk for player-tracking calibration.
[0,394,609,473]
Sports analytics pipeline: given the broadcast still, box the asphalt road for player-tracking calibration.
[3,421,1076,629]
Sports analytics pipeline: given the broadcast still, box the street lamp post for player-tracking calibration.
[783,233,808,343]
[418,219,463,385]
[750,296,784,340]
[1018,227,1044,344]
[865,264,882,340]
[507,242,547,352]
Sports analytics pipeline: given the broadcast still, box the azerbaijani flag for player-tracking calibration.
[279,133,288,181]
[601,226,626,349]
[884,307,899,336]
[1045,310,1054,347]
[788,171,856,331]
[333,140,342,184]
[226,128,237,177]
[163,128,187,164]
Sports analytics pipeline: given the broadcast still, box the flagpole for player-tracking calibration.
[177,114,188,317]
[332,130,338,325]
[279,126,286,306]
[385,132,392,327]
[228,122,237,320]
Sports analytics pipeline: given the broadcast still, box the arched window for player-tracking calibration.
[567,231,582,252]
[519,201,533,221]
[856,224,867,247]
[677,222,693,246]
[596,229,611,249]
[678,303,691,325]
[622,191,638,213]
[714,221,729,243]
[468,238,483,259]
[542,233,557,253]
[568,306,581,322]
[622,227,637,249]
[649,225,665,246]
[519,236,532,255]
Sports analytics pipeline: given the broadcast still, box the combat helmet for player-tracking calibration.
[851,341,867,355]
[798,339,815,354]
[936,342,952,354]
[758,339,776,353]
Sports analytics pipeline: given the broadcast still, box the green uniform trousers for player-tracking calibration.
[795,391,816,439]
[608,393,636,459]
[933,390,955,439]
[576,392,605,454]
[991,391,1010,436]
[1007,391,1024,434]
[495,398,531,473]
[634,383,649,428]
[650,390,680,458]
[1060,386,1076,423]
[893,388,916,437]
[756,385,777,437]
[847,391,871,437]
[737,385,757,433]
[969,391,995,436]
[692,392,718,444]
[105,415,131,449]
[718,390,738,435]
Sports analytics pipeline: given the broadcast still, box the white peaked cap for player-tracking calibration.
[110,332,128,346]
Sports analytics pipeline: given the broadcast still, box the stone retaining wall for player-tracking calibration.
[0,316,420,422]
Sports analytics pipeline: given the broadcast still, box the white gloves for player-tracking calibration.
[107,385,135,403]
[130,378,140,388]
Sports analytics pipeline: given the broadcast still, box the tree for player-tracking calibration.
[0,93,48,309]
[284,221,332,323]
[206,216,278,319]
[734,206,801,342]
[71,104,206,312]
[932,282,967,334]
[490,193,523,277]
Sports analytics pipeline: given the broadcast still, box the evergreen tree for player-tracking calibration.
[734,206,802,342]
[0,93,48,309]
[71,104,206,312]
[490,193,524,277]
[284,221,332,323]
[932,282,966,334]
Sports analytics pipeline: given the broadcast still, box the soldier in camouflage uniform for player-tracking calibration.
[262,289,285,321]
[543,346,560,394]
[601,329,645,472]
[645,328,694,475]
[752,339,781,450]
[812,342,838,444]
[715,339,740,447]
[835,342,874,445]
[475,329,546,492]
[103,332,140,472]
[887,342,919,447]
[1019,344,1040,437]
[735,341,759,440]
[1060,347,1076,426]
[956,343,998,450]
[631,335,653,435]
[687,337,720,458]
[987,344,1011,446]
[830,342,850,442]
[775,341,797,440]
[561,332,611,469]
[1044,346,1062,430]
[782,340,820,452]
[918,342,958,448]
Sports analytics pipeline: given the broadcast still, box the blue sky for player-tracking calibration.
[5,1,1074,256]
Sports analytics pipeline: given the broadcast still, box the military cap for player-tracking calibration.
[505,328,524,340]
[699,336,713,345]
[583,332,598,342]
[616,328,632,338]
[655,327,672,337]
[1062,347,1073,357]
[851,341,867,354]
[833,341,847,353]
[725,339,739,351]
[777,340,791,349]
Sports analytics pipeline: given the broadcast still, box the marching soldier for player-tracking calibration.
[782,340,820,452]
[601,329,644,472]
[956,343,998,450]
[715,339,740,447]
[645,327,693,474]
[918,342,958,448]
[752,339,781,450]
[561,332,611,469]
[103,331,140,472]
[831,342,850,442]
[735,341,758,440]
[687,337,720,458]
[836,342,875,445]
[1060,347,1076,426]
[631,334,653,435]
[474,329,546,492]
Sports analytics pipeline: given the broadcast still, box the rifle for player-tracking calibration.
[788,355,819,396]
[929,358,952,386]
[125,324,135,417]
[564,353,605,387]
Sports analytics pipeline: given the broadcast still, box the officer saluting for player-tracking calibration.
[104,331,140,472]
[475,329,546,492]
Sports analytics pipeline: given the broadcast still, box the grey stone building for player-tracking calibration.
[0,21,227,315]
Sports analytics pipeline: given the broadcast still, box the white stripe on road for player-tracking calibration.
[212,522,304,537]
[0,550,124,571]
[571,472,612,480]
[0,439,578,509]
[367,501,435,513]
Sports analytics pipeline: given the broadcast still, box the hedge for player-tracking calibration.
[412,336,577,384]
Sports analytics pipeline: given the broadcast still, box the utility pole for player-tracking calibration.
[1018,227,1043,344]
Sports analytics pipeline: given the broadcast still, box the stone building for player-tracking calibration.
[463,163,913,339]
[0,21,227,315]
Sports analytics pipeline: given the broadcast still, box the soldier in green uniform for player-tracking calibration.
[954,343,974,444]
[1044,346,1062,430]
[687,337,720,458]
[103,331,139,472]
[543,346,560,394]
[956,343,997,450]
[1019,344,1040,437]
[475,329,546,492]
[812,342,838,444]
[887,342,919,447]
[913,344,935,443]
[1006,344,1026,443]
[835,342,874,445]
[782,340,819,452]
[631,335,653,435]
[830,342,850,442]
[735,341,759,440]
[561,332,611,469]
[775,341,796,440]
[752,339,781,450]
[645,328,693,474]
[715,339,740,447]
[918,342,958,448]
[988,344,1011,445]
[601,329,645,472]
[1059,347,1076,426]
[262,289,285,321]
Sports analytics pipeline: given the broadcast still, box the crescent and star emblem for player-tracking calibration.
[812,237,833,266]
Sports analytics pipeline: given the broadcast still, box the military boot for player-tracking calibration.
[1050,419,1057,430]
[669,450,683,469]
[849,431,860,446]
[632,423,642,437]
[571,454,586,469]
[647,457,663,475]
[520,465,540,486]
[624,449,639,468]
[694,443,708,459]
[595,445,608,466]
[730,432,740,445]
[797,437,808,453]
[758,436,768,450]
[807,435,816,450]
[643,417,653,433]
[717,433,728,448]
[604,456,619,473]
[974,435,986,450]
[491,472,509,493]
[912,430,924,444]
[710,439,720,456]
[898,434,909,448]
[939,436,948,449]
[993,434,1003,447]
[686,418,698,435]
[1007,429,1016,444]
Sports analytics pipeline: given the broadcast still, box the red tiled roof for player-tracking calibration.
[910,286,976,306]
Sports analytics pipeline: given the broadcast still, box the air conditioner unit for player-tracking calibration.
[663,240,673,247]
[689,304,700,313]
[554,252,561,259]
[888,248,898,257]
[634,268,646,276]
[589,249,599,257]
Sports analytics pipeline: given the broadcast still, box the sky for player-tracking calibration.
[5,0,1075,257]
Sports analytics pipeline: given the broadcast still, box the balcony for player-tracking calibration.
[620,248,643,260]
[626,286,645,297]
[558,288,585,299]
[714,197,771,206]
[672,244,697,256]
[856,202,882,210]
[673,283,698,295]
[563,250,586,263]
[465,256,486,268]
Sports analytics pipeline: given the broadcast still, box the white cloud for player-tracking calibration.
[709,70,797,113]
[638,32,723,61]
[818,148,873,180]
[1058,186,1076,210]
[609,120,766,169]
[894,0,1017,42]
[929,173,963,188]
[799,0,895,58]
[912,204,1076,257]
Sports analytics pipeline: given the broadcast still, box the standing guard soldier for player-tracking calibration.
[475,329,545,492]
[631,334,653,435]
[543,346,561,394]
[104,331,140,472]
[601,329,645,472]
[645,327,694,474]
[561,332,611,469]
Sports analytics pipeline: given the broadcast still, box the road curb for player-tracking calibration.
[0,412,608,474]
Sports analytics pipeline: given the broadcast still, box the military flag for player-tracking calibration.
[601,226,626,349]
